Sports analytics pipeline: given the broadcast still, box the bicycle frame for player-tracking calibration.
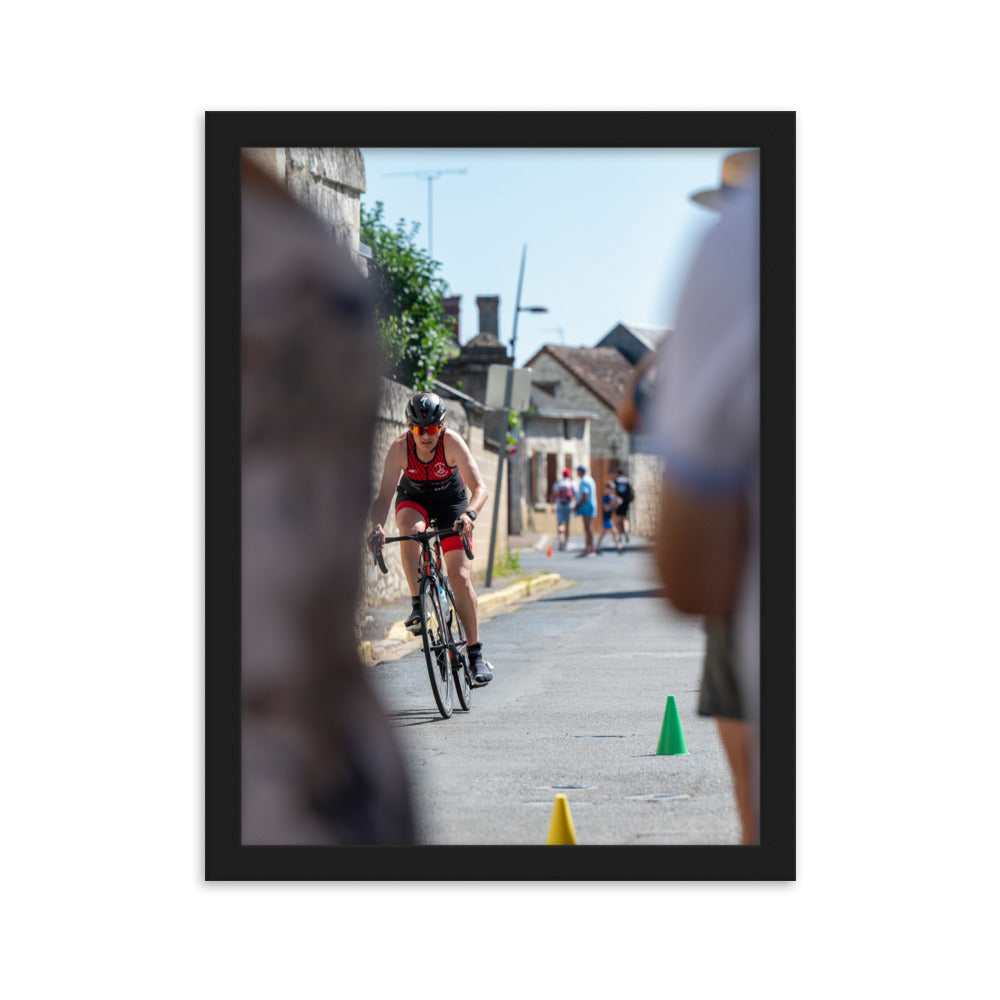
[369,522,474,718]
[370,522,473,578]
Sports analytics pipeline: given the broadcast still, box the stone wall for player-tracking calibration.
[241,146,366,265]
[626,452,662,538]
[360,378,509,609]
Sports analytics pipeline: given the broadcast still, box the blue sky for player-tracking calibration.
[359,146,746,368]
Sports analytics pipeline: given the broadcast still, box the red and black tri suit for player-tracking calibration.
[395,431,470,553]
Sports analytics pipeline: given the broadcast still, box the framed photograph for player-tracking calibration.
[206,111,795,880]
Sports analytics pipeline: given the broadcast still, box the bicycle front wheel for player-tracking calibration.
[443,581,471,711]
[420,576,453,719]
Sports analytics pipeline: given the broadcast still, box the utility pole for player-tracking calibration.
[383,168,467,258]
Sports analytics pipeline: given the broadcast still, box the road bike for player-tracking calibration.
[369,522,474,719]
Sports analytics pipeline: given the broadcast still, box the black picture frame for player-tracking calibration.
[206,110,795,881]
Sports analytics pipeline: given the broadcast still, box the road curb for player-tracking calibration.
[360,572,563,665]
[478,571,562,613]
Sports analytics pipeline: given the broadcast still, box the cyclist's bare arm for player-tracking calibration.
[444,430,488,535]
[369,435,406,545]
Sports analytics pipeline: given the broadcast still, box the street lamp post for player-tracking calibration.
[509,244,548,367]
[484,244,547,587]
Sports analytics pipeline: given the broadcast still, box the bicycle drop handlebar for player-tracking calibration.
[369,525,473,575]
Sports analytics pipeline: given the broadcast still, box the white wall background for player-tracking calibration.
[3,8,998,1000]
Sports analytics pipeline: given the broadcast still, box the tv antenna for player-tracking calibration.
[383,168,467,258]
[543,326,566,344]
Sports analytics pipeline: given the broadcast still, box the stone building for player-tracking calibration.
[518,383,597,534]
[522,344,635,490]
[438,293,511,442]
[520,322,670,538]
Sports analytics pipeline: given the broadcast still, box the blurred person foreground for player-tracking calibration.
[240,154,416,844]
[620,149,761,844]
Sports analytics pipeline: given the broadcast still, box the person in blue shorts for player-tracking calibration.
[573,464,597,557]
[595,480,623,553]
[548,467,577,550]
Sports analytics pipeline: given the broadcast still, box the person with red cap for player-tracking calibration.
[548,467,577,551]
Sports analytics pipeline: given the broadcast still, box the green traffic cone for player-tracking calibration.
[656,695,689,755]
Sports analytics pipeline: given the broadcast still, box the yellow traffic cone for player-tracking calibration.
[546,793,578,845]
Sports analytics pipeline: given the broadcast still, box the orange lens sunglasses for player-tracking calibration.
[412,423,441,436]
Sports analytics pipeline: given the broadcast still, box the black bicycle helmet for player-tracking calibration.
[406,391,446,427]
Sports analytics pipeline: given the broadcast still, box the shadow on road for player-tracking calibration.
[386,708,454,727]
[538,588,665,603]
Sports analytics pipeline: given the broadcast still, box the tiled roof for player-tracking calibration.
[525,345,635,412]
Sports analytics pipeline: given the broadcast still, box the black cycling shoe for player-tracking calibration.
[468,647,493,686]
[404,609,423,635]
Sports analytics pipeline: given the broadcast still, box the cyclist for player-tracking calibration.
[369,391,494,686]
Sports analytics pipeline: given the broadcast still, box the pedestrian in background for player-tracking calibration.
[574,464,597,557]
[549,466,577,550]
[613,467,634,544]
[596,480,623,553]
[647,149,761,843]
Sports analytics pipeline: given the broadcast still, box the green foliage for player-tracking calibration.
[491,549,522,578]
[506,410,521,447]
[361,201,458,390]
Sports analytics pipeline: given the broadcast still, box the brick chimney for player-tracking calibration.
[442,295,460,344]
[476,295,499,338]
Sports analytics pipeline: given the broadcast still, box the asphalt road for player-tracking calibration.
[367,535,741,846]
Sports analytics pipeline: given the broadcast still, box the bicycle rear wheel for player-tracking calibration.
[420,575,453,719]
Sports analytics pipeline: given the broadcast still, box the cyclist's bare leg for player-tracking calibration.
[442,546,479,646]
[394,505,426,596]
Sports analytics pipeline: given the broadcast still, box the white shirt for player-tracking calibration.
[648,173,760,724]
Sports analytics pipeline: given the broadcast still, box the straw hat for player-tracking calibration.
[690,149,759,212]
